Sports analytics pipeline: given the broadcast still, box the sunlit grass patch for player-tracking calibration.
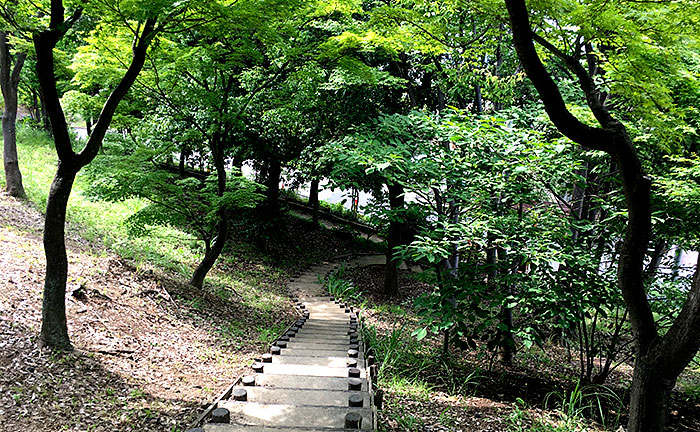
[383,375,433,401]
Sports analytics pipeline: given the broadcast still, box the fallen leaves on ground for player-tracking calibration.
[0,193,296,431]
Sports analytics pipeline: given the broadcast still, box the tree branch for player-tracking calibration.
[10,52,26,87]
[77,17,158,167]
[503,0,610,151]
[531,33,615,128]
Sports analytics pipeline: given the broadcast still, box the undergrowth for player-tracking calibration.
[3,126,293,316]
[354,275,625,431]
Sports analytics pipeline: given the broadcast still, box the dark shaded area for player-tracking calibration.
[348,265,700,431]
[231,210,382,271]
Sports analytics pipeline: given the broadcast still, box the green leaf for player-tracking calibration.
[412,327,428,341]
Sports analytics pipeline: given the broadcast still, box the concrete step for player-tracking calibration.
[295,328,353,336]
[305,311,350,316]
[253,373,369,391]
[299,324,355,330]
[256,363,367,378]
[205,424,367,431]
[284,340,354,350]
[299,323,353,329]
[294,327,353,334]
[303,315,349,320]
[305,308,350,314]
[217,401,372,430]
[270,355,365,368]
[306,312,351,317]
[293,331,353,339]
[280,348,359,357]
[297,323,353,330]
[305,305,349,311]
[291,278,322,283]
[225,386,370,407]
[302,315,351,321]
[288,282,323,289]
[310,265,335,272]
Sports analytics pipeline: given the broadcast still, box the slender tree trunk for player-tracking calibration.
[189,219,228,288]
[2,96,26,197]
[672,247,683,280]
[644,238,667,280]
[264,158,281,215]
[34,4,157,350]
[494,24,505,111]
[497,247,514,365]
[474,84,483,113]
[85,117,92,137]
[383,182,404,296]
[29,90,40,122]
[40,161,77,349]
[498,303,514,364]
[190,141,228,288]
[178,148,191,177]
[309,178,319,225]
[1,31,27,198]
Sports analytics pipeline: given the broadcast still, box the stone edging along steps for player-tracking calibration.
[186,254,385,432]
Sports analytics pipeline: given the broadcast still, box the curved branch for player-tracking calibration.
[504,0,610,151]
[531,33,615,127]
[77,17,158,168]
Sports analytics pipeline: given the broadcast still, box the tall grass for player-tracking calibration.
[324,265,365,303]
[544,382,623,430]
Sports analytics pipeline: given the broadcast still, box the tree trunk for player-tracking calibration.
[190,138,228,288]
[1,31,27,198]
[40,162,77,350]
[2,96,26,198]
[29,89,40,122]
[497,247,514,365]
[178,148,190,177]
[504,2,700,429]
[309,178,319,225]
[40,93,51,134]
[264,158,281,215]
[644,238,667,280]
[190,209,228,288]
[474,84,483,113]
[190,211,228,288]
[34,5,158,350]
[626,352,675,432]
[383,182,404,296]
[627,257,700,432]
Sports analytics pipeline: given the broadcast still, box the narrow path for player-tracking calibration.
[190,255,384,431]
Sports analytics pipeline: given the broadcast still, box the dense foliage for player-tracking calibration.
[2,0,700,429]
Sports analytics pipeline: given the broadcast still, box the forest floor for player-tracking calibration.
[0,192,376,432]
[345,265,700,432]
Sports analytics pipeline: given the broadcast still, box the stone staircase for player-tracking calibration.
[187,256,384,432]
